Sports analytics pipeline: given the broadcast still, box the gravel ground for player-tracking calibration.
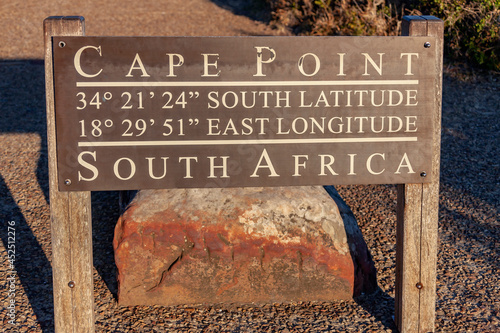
[0,0,499,332]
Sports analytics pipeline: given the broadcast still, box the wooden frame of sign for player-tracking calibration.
[44,16,442,332]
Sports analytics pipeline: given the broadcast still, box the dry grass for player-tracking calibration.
[267,0,410,36]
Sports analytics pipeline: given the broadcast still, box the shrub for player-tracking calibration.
[267,0,401,36]
[416,0,500,71]
[266,0,500,71]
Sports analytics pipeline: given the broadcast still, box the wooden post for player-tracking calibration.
[44,17,95,332]
[396,16,443,333]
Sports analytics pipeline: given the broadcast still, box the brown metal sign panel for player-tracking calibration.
[52,36,437,191]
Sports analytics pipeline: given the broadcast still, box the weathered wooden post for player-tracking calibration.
[395,16,443,333]
[44,16,95,332]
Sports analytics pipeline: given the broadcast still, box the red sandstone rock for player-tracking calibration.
[114,186,376,306]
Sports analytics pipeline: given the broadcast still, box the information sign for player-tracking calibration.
[52,36,436,190]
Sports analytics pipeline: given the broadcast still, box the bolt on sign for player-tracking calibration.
[52,36,437,191]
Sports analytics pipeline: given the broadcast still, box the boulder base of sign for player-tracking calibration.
[113,186,377,306]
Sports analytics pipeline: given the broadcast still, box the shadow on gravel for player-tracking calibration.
[354,289,398,331]
[0,60,49,201]
[438,74,500,270]
[440,75,500,210]
[326,186,398,331]
[0,174,55,332]
[0,60,55,331]
[439,204,499,271]
[91,191,122,298]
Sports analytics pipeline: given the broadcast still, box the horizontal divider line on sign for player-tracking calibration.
[76,80,419,88]
[78,137,418,147]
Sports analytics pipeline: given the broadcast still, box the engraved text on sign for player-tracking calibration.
[52,36,436,190]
